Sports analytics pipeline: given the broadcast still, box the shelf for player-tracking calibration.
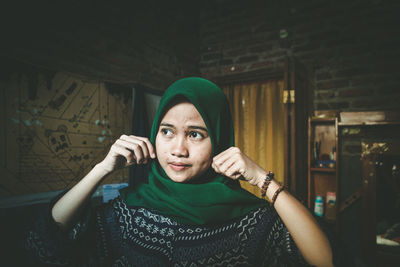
[338,121,400,126]
[308,115,339,233]
[310,117,337,123]
[310,167,336,173]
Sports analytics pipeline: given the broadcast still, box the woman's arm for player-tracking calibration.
[212,147,334,267]
[52,135,155,231]
[265,180,333,267]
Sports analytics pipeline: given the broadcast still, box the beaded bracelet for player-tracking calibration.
[271,185,285,206]
[260,171,274,198]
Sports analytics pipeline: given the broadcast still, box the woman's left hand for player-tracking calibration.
[211,147,266,187]
[214,148,333,267]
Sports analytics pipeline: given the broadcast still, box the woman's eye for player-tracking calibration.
[189,131,204,140]
[161,128,173,136]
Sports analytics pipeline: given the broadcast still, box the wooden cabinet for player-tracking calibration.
[336,111,400,266]
[307,117,339,224]
[361,141,400,267]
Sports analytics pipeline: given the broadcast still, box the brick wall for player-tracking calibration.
[1,1,200,91]
[199,0,400,111]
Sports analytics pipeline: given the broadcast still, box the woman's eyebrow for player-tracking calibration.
[188,125,208,132]
[160,122,175,128]
[160,122,208,132]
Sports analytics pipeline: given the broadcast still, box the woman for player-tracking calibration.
[27,77,333,266]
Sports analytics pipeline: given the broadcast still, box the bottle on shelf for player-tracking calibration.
[314,195,324,217]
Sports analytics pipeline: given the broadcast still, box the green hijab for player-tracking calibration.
[120,77,265,225]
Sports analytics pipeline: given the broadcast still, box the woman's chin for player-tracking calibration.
[166,171,192,183]
[164,166,211,184]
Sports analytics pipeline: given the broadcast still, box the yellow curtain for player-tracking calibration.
[222,80,285,198]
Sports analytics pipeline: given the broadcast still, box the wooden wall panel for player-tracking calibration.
[0,72,132,197]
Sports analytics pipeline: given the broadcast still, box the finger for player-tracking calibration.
[213,146,240,164]
[111,143,135,164]
[211,162,221,174]
[235,173,243,179]
[213,147,240,172]
[231,173,242,180]
[133,136,156,158]
[214,155,237,175]
[116,139,145,164]
[212,146,232,161]
[225,161,245,178]
[212,150,231,169]
[219,156,243,178]
[120,135,154,162]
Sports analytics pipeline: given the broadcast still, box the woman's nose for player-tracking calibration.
[171,136,189,157]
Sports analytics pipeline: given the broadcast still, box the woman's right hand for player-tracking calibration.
[98,135,156,174]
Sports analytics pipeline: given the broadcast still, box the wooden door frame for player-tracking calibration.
[211,56,311,200]
[285,57,311,201]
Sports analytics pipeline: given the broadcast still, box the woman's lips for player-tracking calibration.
[168,162,191,171]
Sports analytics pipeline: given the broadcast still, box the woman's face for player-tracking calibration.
[155,101,212,183]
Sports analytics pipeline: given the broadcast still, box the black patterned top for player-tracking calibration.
[25,196,310,266]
